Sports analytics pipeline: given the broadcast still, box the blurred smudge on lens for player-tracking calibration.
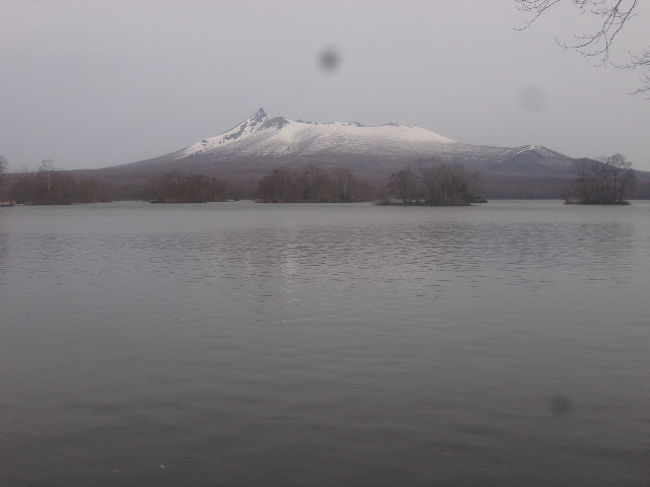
[318,47,340,73]
[518,86,547,113]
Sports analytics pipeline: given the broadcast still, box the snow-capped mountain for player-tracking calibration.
[98,108,595,198]
[119,108,577,173]
[174,108,456,160]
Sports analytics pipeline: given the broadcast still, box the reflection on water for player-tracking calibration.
[0,201,649,486]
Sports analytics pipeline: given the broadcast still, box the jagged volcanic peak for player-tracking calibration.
[178,108,456,159]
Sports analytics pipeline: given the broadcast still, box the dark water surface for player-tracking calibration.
[1,201,649,486]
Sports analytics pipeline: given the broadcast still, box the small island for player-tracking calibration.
[565,154,635,205]
[255,167,374,203]
[382,160,482,206]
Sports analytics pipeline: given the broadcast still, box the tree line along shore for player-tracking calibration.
[0,154,639,207]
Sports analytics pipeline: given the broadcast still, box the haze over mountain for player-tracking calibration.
[84,107,634,199]
[3,1,649,173]
[116,108,578,171]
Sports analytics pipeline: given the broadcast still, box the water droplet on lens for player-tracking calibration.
[518,86,547,113]
[319,47,340,73]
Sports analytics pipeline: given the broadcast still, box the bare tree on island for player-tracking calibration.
[568,154,635,204]
[255,166,374,203]
[256,169,301,203]
[516,0,650,96]
[385,160,481,206]
[419,162,477,206]
[387,169,418,204]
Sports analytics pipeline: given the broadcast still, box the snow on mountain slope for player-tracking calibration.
[97,108,600,199]
[116,108,579,181]
[178,108,456,159]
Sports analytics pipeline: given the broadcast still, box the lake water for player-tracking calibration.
[1,200,649,486]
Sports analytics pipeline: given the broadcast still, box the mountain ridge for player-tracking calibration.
[115,108,575,174]
[81,108,649,199]
[168,107,457,161]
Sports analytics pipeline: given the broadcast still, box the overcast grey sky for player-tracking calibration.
[1,0,648,171]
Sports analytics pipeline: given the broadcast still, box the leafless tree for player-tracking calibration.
[0,155,8,198]
[385,159,481,206]
[150,173,232,203]
[256,167,375,203]
[256,169,300,203]
[571,153,635,203]
[419,162,476,206]
[332,168,354,202]
[37,159,57,196]
[387,169,418,204]
[516,0,649,95]
[11,170,111,205]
